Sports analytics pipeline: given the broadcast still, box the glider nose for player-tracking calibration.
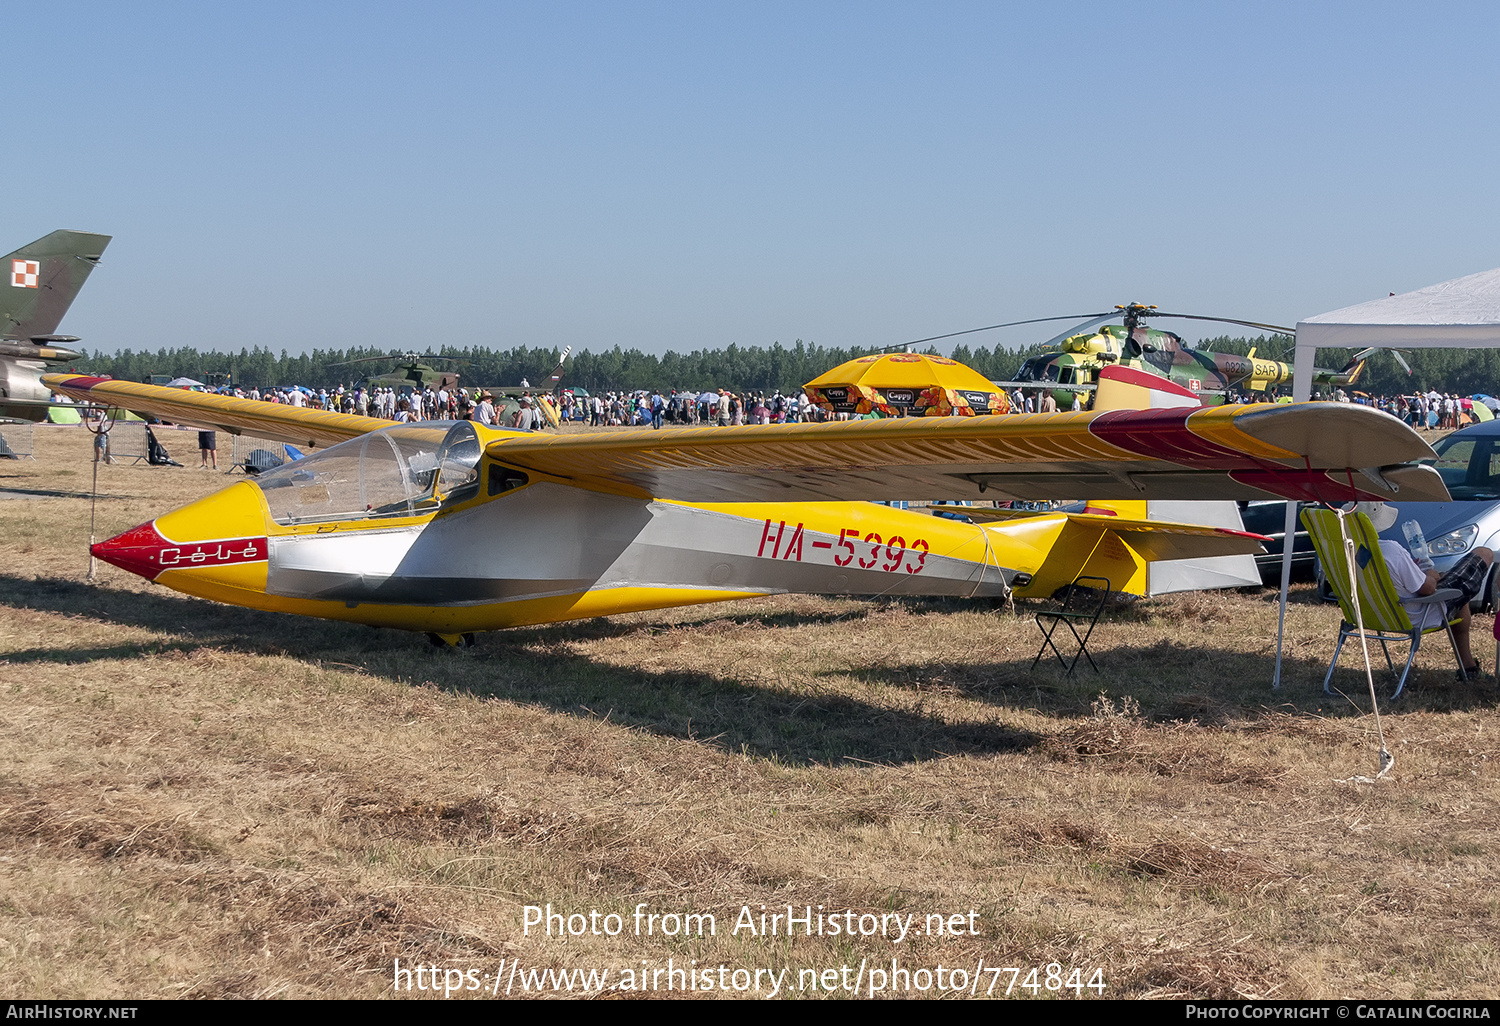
[92,520,182,581]
[92,482,271,593]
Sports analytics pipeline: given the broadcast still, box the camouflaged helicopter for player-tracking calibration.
[953,304,1368,409]
[329,352,466,393]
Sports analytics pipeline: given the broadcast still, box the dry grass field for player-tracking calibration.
[3,421,1499,1000]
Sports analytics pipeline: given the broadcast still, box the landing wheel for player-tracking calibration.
[426,631,478,649]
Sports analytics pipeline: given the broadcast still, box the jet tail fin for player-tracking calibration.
[539,345,572,389]
[0,230,112,340]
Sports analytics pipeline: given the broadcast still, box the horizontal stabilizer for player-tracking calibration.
[1085,514,1268,561]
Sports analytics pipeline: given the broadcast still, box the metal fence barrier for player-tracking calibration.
[0,423,35,459]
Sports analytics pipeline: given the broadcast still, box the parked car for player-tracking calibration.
[1315,419,1500,609]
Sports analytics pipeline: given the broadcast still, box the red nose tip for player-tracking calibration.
[93,521,172,581]
[91,522,269,582]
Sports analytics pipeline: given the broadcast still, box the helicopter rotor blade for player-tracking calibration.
[893,313,1115,350]
[885,306,1292,357]
[1144,312,1296,335]
[329,353,469,368]
[1035,314,1121,350]
[1348,346,1415,377]
[329,354,405,367]
[894,309,1291,350]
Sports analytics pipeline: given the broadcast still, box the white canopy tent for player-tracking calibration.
[1293,266,1500,399]
[1272,266,1500,686]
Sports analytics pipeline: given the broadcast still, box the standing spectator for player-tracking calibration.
[476,393,496,425]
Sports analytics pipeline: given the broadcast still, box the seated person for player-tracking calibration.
[1348,501,1493,677]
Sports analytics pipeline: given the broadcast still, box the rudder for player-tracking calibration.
[1,229,111,339]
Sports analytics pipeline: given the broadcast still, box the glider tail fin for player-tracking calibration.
[0,230,112,340]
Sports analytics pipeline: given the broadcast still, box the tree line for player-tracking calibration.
[61,335,1500,397]
[66,340,1030,394]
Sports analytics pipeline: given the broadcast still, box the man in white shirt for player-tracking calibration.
[1352,502,1493,677]
[475,393,496,426]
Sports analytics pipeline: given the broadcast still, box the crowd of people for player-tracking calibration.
[562,389,824,427]
[213,383,835,429]
[216,383,547,429]
[1354,391,1494,430]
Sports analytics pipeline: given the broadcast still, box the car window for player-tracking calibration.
[1430,435,1500,499]
[1432,438,1475,488]
[1472,438,1500,498]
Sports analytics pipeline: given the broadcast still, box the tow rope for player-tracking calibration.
[1333,506,1395,781]
[84,407,113,582]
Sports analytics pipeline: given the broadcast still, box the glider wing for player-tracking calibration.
[43,374,1447,504]
[487,404,1447,504]
[43,375,379,449]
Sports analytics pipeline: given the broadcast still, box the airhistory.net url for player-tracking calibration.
[393,958,1106,998]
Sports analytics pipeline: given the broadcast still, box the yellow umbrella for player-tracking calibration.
[803,353,1008,417]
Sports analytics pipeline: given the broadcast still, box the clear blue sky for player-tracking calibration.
[13,1,1499,358]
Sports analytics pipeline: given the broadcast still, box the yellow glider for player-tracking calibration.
[43,373,1445,642]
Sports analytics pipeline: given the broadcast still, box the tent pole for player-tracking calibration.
[1272,499,1298,688]
[1274,330,1321,688]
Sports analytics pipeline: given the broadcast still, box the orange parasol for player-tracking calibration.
[802,353,1008,418]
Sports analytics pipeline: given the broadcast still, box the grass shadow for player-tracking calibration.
[832,638,1500,721]
[0,574,1041,766]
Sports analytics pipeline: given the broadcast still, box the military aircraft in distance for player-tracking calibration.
[48,364,1445,647]
[329,353,466,392]
[0,230,111,421]
[479,346,572,428]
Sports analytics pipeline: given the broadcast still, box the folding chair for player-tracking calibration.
[1301,509,1466,699]
[1032,575,1112,676]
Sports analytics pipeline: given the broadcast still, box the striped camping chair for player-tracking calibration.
[1301,509,1466,698]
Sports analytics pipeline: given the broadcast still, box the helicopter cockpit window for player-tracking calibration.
[255,422,479,525]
